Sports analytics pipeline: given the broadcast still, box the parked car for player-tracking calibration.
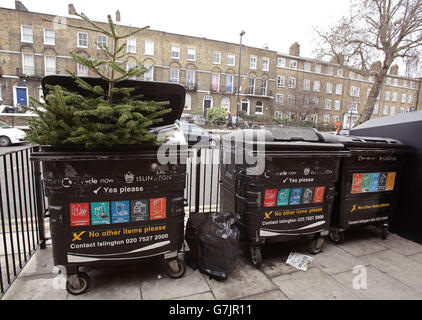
[0,121,27,147]
[179,122,219,147]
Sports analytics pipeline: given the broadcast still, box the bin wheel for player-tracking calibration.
[167,258,187,279]
[250,247,262,268]
[329,230,345,244]
[309,236,325,255]
[66,272,90,295]
[381,226,389,240]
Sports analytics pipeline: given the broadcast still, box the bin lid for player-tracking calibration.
[222,127,345,151]
[334,134,405,149]
[41,75,186,127]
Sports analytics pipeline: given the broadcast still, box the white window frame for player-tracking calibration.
[184,94,192,111]
[373,104,379,115]
[77,63,88,77]
[390,106,396,115]
[77,32,88,48]
[313,80,320,92]
[392,92,398,102]
[250,56,257,69]
[277,57,286,67]
[287,95,295,106]
[21,25,33,43]
[311,114,318,123]
[44,28,55,46]
[22,53,35,75]
[276,94,284,104]
[221,97,230,112]
[385,91,390,101]
[314,64,321,73]
[277,76,285,88]
[127,38,137,53]
[44,55,56,76]
[261,79,268,96]
[350,86,360,97]
[326,82,333,93]
[334,100,341,111]
[255,101,264,115]
[225,74,234,93]
[171,45,180,59]
[186,69,196,88]
[13,85,29,107]
[325,99,332,110]
[408,95,414,104]
[227,53,235,66]
[336,83,343,95]
[170,68,180,83]
[304,62,311,72]
[289,60,297,69]
[323,114,330,123]
[145,40,154,56]
[303,79,310,91]
[401,93,407,103]
[187,48,196,61]
[144,65,154,81]
[262,58,269,72]
[288,77,296,89]
[97,35,107,49]
[213,51,221,64]
[383,105,389,115]
[211,73,220,92]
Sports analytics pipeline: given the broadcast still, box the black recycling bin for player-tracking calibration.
[330,135,406,243]
[220,126,348,267]
[31,76,188,294]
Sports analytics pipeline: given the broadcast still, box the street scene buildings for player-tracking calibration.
[0,2,421,129]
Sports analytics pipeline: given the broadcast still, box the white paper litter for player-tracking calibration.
[286,252,313,271]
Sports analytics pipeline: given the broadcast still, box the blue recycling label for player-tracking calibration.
[369,173,381,192]
[289,188,303,205]
[111,201,130,224]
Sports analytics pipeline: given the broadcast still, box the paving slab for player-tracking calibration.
[2,273,69,300]
[313,241,367,275]
[408,252,422,265]
[338,231,387,257]
[141,264,210,300]
[19,245,54,277]
[375,233,422,256]
[271,267,359,300]
[205,256,278,300]
[360,249,422,293]
[237,290,288,300]
[333,265,422,300]
[175,292,215,300]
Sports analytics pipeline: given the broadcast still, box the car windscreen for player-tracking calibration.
[0,121,11,129]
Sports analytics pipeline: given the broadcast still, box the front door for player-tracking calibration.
[203,96,212,118]
[16,87,28,106]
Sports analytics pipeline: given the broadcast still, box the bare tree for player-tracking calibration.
[284,90,321,124]
[314,0,422,126]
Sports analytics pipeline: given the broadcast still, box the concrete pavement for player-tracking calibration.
[2,226,422,300]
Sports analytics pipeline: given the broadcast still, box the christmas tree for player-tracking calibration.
[26,12,171,149]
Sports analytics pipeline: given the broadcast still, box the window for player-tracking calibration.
[184,94,191,110]
[401,93,407,103]
[392,92,398,102]
[325,99,332,110]
[311,114,318,123]
[327,67,334,75]
[337,69,343,77]
[367,88,371,97]
[393,78,398,86]
[221,97,230,112]
[334,100,341,111]
[126,62,137,79]
[0,86,2,101]
[289,60,297,69]
[403,80,408,88]
[261,80,268,96]
[77,63,88,77]
[186,69,195,88]
[21,25,33,43]
[250,56,257,69]
[410,82,415,89]
[211,73,220,91]
[277,76,285,88]
[145,40,154,56]
[226,74,233,93]
[313,80,320,92]
[255,101,263,114]
[241,98,250,114]
[314,64,321,73]
[77,32,88,48]
[386,77,392,85]
[350,86,360,97]
[312,97,319,106]
[274,111,282,119]
[186,48,196,61]
[326,82,333,93]
[390,106,396,115]
[262,58,269,71]
[373,105,379,115]
[349,71,355,79]
[400,107,405,114]
[44,29,55,45]
[385,91,390,101]
[277,58,286,67]
[303,79,310,90]
[22,53,34,75]
[357,74,363,81]
[213,51,221,64]
[287,95,295,106]
[276,94,284,104]
[288,77,296,89]
[349,102,359,113]
[44,56,56,75]
[97,35,107,49]
[171,45,180,59]
[227,53,235,66]
[248,78,255,95]
[323,114,330,123]
[408,95,414,104]
[126,38,136,53]
[144,65,154,81]
[170,68,179,83]
[383,105,389,115]
[304,62,311,71]
[332,115,339,123]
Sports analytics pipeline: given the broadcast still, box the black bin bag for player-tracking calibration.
[185,212,240,281]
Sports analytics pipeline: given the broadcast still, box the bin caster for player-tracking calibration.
[250,247,262,268]
[308,236,325,255]
[167,258,187,279]
[66,272,90,295]
[381,225,389,240]
[329,230,345,244]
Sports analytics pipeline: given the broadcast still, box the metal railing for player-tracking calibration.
[0,146,47,299]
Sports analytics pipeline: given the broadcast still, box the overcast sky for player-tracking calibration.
[2,0,352,58]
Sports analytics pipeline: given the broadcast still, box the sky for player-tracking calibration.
[1,0,352,58]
